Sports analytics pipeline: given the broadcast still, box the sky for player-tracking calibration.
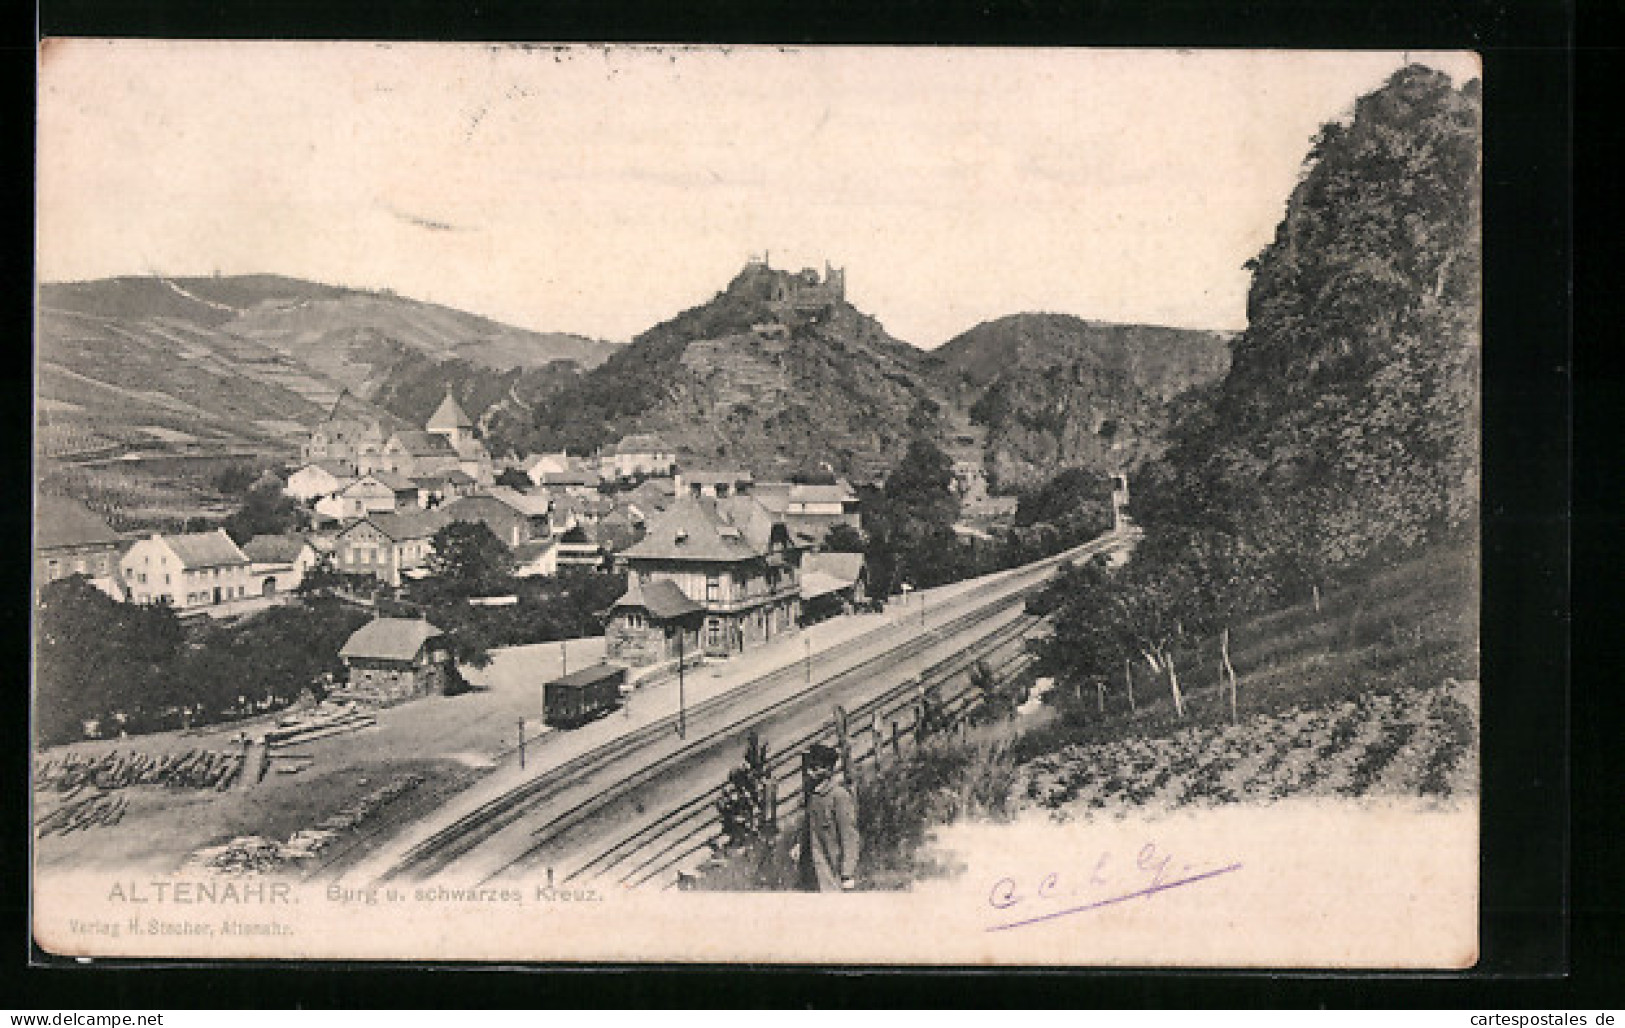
[37,44,1478,348]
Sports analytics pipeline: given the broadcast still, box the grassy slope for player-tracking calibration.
[849,543,1478,884]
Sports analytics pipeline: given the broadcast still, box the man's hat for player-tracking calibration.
[806,742,840,769]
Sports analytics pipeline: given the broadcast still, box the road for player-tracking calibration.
[340,527,1133,889]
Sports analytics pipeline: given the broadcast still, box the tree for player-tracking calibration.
[35,577,184,743]
[211,463,260,496]
[426,521,513,596]
[822,524,866,553]
[222,481,304,544]
[1015,468,1111,529]
[494,467,532,490]
[883,438,958,529]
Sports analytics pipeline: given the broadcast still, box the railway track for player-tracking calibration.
[551,614,1041,890]
[362,529,1126,885]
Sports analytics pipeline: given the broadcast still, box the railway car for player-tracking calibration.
[543,663,627,728]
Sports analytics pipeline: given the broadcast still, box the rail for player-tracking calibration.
[357,529,1123,883]
[563,616,1041,890]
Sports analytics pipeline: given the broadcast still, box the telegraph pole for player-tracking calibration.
[804,635,812,685]
[561,638,568,678]
[518,719,526,769]
[677,629,687,739]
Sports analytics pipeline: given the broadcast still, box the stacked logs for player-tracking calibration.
[35,792,129,837]
[35,749,245,794]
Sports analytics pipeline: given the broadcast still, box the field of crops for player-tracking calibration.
[1018,677,1477,814]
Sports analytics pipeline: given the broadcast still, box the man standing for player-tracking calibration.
[798,743,860,891]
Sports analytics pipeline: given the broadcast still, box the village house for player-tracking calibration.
[300,391,387,472]
[410,472,474,509]
[524,451,575,483]
[676,469,754,499]
[332,510,448,587]
[485,485,554,537]
[549,493,614,532]
[512,538,560,578]
[316,472,418,521]
[339,617,454,704]
[120,529,251,609]
[439,494,535,549]
[424,392,495,485]
[380,430,463,481]
[285,460,357,504]
[603,433,676,480]
[552,522,608,570]
[623,477,676,520]
[785,482,862,543]
[34,494,126,599]
[799,551,869,623]
[604,575,704,667]
[607,496,802,665]
[241,534,321,596]
[532,467,603,497]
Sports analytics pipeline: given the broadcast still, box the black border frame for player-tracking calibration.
[9,0,1582,1007]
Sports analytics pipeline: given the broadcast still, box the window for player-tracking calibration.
[706,575,720,603]
[706,618,723,648]
[47,559,60,575]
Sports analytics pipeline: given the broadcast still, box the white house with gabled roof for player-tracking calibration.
[119,529,251,609]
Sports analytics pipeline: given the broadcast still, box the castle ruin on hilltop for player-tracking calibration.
[742,254,846,312]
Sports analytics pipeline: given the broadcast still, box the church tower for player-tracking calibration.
[427,390,474,450]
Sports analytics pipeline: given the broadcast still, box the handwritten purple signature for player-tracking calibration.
[984,842,1243,932]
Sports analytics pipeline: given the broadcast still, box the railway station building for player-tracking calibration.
[607,497,804,665]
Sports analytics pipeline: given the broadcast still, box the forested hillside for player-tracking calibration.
[933,313,1231,490]
[1042,64,1481,694]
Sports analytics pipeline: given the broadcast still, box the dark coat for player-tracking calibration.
[800,778,860,891]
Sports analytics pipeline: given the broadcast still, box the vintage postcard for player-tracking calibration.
[33,43,1481,966]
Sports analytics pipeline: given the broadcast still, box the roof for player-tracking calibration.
[241,534,311,564]
[158,529,250,569]
[548,663,627,689]
[35,494,121,551]
[390,430,457,457]
[615,433,672,455]
[804,551,865,585]
[619,497,782,563]
[534,469,602,487]
[340,618,444,663]
[790,483,857,504]
[612,577,704,619]
[512,538,557,562]
[750,483,792,515]
[800,571,852,601]
[585,517,643,553]
[346,509,449,542]
[296,459,354,479]
[427,392,474,431]
[682,469,753,487]
[440,495,527,530]
[628,478,676,499]
[370,471,418,492]
[486,486,552,518]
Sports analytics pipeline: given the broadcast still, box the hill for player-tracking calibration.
[932,313,1232,490]
[35,275,616,461]
[505,262,946,480]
